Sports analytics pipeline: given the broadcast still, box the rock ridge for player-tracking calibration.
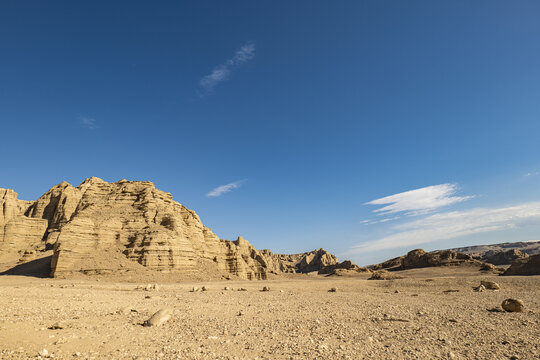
[0,178,347,279]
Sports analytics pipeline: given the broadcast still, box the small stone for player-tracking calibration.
[223,286,230,290]
[394,290,399,294]
[237,310,244,316]
[143,308,173,327]
[280,290,284,293]
[190,287,199,292]
[48,322,65,330]
[39,349,49,357]
[117,306,135,315]
[144,284,159,291]
[201,286,207,292]
[475,284,486,292]
[328,287,337,292]
[262,286,270,292]
[502,299,524,312]
[480,280,500,290]
[238,288,248,291]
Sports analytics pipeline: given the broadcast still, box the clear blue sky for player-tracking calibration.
[1,1,540,265]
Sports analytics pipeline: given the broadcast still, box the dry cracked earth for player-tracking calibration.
[0,268,539,360]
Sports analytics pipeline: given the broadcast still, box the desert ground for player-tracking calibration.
[0,268,538,360]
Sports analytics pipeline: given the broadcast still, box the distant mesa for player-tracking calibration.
[370,248,498,272]
[450,241,540,265]
[0,178,354,279]
[369,244,540,276]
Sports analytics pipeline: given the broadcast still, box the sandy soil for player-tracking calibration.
[0,269,538,360]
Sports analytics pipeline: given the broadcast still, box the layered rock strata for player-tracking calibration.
[0,178,345,279]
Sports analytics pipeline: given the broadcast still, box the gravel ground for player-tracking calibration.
[0,269,538,359]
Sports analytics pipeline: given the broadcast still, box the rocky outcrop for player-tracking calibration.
[482,249,529,266]
[371,249,488,271]
[0,189,48,261]
[318,260,370,275]
[258,248,346,274]
[502,254,540,276]
[0,178,344,279]
[450,241,540,265]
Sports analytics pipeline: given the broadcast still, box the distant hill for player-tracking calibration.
[449,241,540,265]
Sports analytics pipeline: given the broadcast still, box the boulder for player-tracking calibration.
[143,308,173,326]
[501,299,524,312]
[480,280,500,290]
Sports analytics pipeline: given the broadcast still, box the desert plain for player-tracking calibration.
[1,267,538,360]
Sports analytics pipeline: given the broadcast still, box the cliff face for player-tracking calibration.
[0,189,48,259]
[0,178,343,279]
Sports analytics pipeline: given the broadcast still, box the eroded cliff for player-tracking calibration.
[0,178,345,279]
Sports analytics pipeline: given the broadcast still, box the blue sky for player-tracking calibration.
[1,1,540,265]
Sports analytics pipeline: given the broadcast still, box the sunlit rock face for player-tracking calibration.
[1,178,343,279]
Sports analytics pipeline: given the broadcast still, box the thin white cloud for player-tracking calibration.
[366,183,473,215]
[200,42,255,92]
[347,202,540,254]
[79,117,99,129]
[360,216,401,226]
[206,179,246,198]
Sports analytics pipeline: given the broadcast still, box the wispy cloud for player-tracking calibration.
[348,202,540,254]
[366,183,473,216]
[360,216,401,226]
[79,117,99,129]
[200,42,255,92]
[206,179,246,198]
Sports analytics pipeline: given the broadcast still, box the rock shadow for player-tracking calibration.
[0,255,52,278]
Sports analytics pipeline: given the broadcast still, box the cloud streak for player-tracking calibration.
[200,42,255,92]
[206,180,246,198]
[79,117,99,129]
[366,183,473,216]
[348,202,540,254]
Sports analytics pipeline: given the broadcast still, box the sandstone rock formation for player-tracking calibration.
[482,249,529,265]
[450,241,540,265]
[502,254,540,276]
[371,249,489,271]
[0,178,345,279]
[0,189,48,262]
